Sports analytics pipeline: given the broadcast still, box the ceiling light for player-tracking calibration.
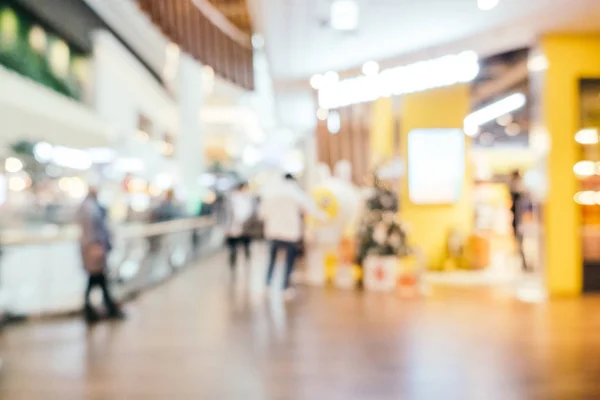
[114,157,144,173]
[251,34,265,49]
[310,74,325,89]
[28,26,47,53]
[464,124,480,137]
[528,54,549,72]
[316,108,329,121]
[478,0,499,11]
[464,93,526,131]
[51,147,92,170]
[575,191,595,205]
[505,123,521,136]
[324,71,339,84]
[34,142,53,163]
[496,114,513,126]
[319,51,479,109]
[87,147,116,164]
[575,128,599,144]
[574,161,596,177]
[330,0,359,31]
[362,61,380,76]
[243,147,261,166]
[327,111,341,134]
[8,176,27,192]
[5,157,23,173]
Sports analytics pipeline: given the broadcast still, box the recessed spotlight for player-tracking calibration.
[331,0,359,31]
[310,74,325,89]
[505,123,521,136]
[464,123,480,137]
[316,108,329,121]
[496,114,513,127]
[478,0,499,11]
[5,157,23,173]
[574,161,596,177]
[528,54,549,72]
[327,111,341,134]
[362,61,379,76]
[575,128,599,145]
[324,71,339,84]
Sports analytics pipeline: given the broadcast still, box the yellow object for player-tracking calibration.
[370,97,395,167]
[324,251,337,282]
[400,85,473,270]
[537,35,600,296]
[397,255,419,275]
[352,264,362,281]
[312,187,340,219]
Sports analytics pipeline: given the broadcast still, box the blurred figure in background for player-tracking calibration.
[261,174,326,300]
[148,189,182,253]
[77,187,124,323]
[509,170,530,272]
[198,190,217,217]
[151,189,182,223]
[225,182,255,274]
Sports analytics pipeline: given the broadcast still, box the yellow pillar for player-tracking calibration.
[370,97,395,167]
[539,35,600,296]
[400,85,472,269]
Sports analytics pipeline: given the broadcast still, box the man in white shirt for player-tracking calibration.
[260,174,326,298]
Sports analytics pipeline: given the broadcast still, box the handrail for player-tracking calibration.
[0,217,216,246]
[0,216,222,319]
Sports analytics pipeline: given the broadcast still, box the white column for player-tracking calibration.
[302,130,318,189]
[177,54,205,213]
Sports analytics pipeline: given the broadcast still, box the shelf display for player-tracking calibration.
[577,79,600,291]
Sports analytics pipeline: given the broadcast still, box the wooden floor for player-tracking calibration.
[2,249,600,399]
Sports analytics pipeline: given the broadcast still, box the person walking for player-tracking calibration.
[225,182,256,274]
[260,174,326,300]
[77,187,124,323]
[509,170,530,272]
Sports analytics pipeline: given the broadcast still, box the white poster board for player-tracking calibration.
[408,129,465,204]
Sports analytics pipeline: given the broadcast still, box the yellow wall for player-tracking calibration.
[400,85,473,269]
[540,35,600,296]
[370,97,395,167]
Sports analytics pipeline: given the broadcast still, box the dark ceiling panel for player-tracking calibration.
[13,0,162,83]
[15,0,102,53]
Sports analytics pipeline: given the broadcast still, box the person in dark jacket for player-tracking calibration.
[151,189,182,223]
[77,187,124,323]
[509,170,530,272]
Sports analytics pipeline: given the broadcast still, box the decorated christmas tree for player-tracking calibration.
[356,175,409,267]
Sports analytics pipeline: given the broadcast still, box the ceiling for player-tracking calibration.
[253,0,600,80]
[208,0,253,34]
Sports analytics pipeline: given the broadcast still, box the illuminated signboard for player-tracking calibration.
[408,129,465,204]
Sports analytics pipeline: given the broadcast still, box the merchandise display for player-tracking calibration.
[305,162,421,293]
[305,161,362,287]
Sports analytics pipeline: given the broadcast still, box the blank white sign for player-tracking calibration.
[408,129,465,204]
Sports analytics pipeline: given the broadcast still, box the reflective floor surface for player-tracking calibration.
[1,247,600,399]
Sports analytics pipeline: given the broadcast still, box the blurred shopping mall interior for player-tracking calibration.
[2,0,600,398]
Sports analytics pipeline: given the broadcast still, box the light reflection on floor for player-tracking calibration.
[0,245,595,400]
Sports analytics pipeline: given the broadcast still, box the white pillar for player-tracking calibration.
[177,54,205,213]
[302,130,318,189]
